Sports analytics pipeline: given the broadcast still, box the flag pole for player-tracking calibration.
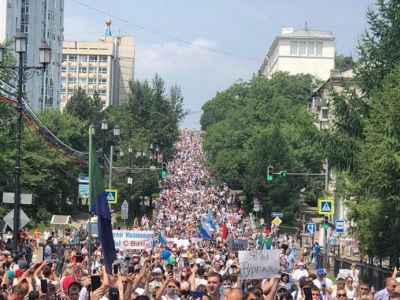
[88,124,94,275]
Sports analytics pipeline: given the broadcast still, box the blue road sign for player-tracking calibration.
[335,220,345,234]
[306,223,316,234]
[271,212,283,218]
[318,198,334,215]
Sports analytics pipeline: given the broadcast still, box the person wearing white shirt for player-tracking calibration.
[292,262,309,282]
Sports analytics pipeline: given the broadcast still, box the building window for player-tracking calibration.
[99,89,107,95]
[69,67,77,73]
[99,67,107,74]
[87,89,95,96]
[99,78,107,84]
[99,55,108,63]
[316,42,323,56]
[321,108,329,120]
[299,41,307,56]
[69,55,77,62]
[89,67,97,73]
[88,78,97,84]
[62,54,68,62]
[290,41,298,56]
[89,55,98,62]
[61,66,67,72]
[78,67,87,73]
[69,77,77,84]
[79,55,88,62]
[78,78,87,84]
[307,42,315,56]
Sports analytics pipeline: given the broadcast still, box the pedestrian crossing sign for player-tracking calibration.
[318,198,334,215]
[105,189,118,204]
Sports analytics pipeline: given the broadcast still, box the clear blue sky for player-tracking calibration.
[64,0,374,128]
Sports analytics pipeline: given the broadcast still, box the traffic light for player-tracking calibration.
[280,170,287,178]
[161,163,168,178]
[267,166,274,183]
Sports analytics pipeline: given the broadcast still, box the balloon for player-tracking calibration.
[167,256,176,265]
[162,250,171,260]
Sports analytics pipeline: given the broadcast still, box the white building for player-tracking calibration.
[0,0,64,110]
[259,27,335,81]
[61,19,135,109]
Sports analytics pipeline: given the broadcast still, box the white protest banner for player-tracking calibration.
[239,249,280,280]
[229,239,248,252]
[167,238,190,249]
[113,230,154,251]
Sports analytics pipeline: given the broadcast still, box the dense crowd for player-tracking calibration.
[1,130,400,300]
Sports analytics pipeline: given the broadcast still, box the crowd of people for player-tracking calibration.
[1,130,399,300]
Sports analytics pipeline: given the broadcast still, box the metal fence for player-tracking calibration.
[332,256,392,291]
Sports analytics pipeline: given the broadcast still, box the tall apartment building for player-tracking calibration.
[259,27,335,81]
[61,21,135,109]
[0,0,64,110]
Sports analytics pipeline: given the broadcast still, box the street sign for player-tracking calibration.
[329,236,338,247]
[306,223,316,234]
[272,217,282,227]
[2,192,32,205]
[318,198,335,215]
[271,212,283,218]
[121,200,129,220]
[105,189,118,204]
[77,176,89,184]
[4,208,30,230]
[78,184,89,199]
[335,219,345,234]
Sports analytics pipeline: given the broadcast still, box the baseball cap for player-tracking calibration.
[62,275,75,292]
[317,268,325,276]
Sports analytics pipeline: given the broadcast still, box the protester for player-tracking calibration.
[0,130,391,300]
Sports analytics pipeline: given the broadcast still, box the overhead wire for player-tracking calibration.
[70,0,261,62]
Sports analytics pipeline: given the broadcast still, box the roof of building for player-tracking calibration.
[280,29,334,39]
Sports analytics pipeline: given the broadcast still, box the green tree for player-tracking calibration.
[106,75,185,217]
[350,64,400,265]
[64,87,104,124]
[335,54,354,72]
[201,72,324,223]
[356,0,400,96]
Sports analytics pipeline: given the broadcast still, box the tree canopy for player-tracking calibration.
[201,73,325,223]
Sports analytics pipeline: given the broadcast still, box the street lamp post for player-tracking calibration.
[0,33,51,256]
[100,119,120,178]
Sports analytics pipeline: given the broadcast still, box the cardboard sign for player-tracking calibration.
[229,239,249,252]
[113,230,154,251]
[239,249,280,279]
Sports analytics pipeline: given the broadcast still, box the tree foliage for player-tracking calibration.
[350,64,400,264]
[322,0,400,264]
[201,73,325,223]
[355,0,400,96]
[64,87,104,124]
[0,73,185,224]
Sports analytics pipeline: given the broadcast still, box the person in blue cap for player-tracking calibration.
[313,268,333,293]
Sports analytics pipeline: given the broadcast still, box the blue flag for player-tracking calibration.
[159,231,167,246]
[89,129,116,275]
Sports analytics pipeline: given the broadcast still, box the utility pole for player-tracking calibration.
[109,145,113,189]
[323,158,329,269]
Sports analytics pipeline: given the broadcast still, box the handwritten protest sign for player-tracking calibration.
[229,239,248,252]
[113,230,154,251]
[239,249,280,279]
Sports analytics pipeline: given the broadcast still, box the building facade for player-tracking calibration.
[0,0,64,110]
[61,35,135,109]
[259,27,335,81]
